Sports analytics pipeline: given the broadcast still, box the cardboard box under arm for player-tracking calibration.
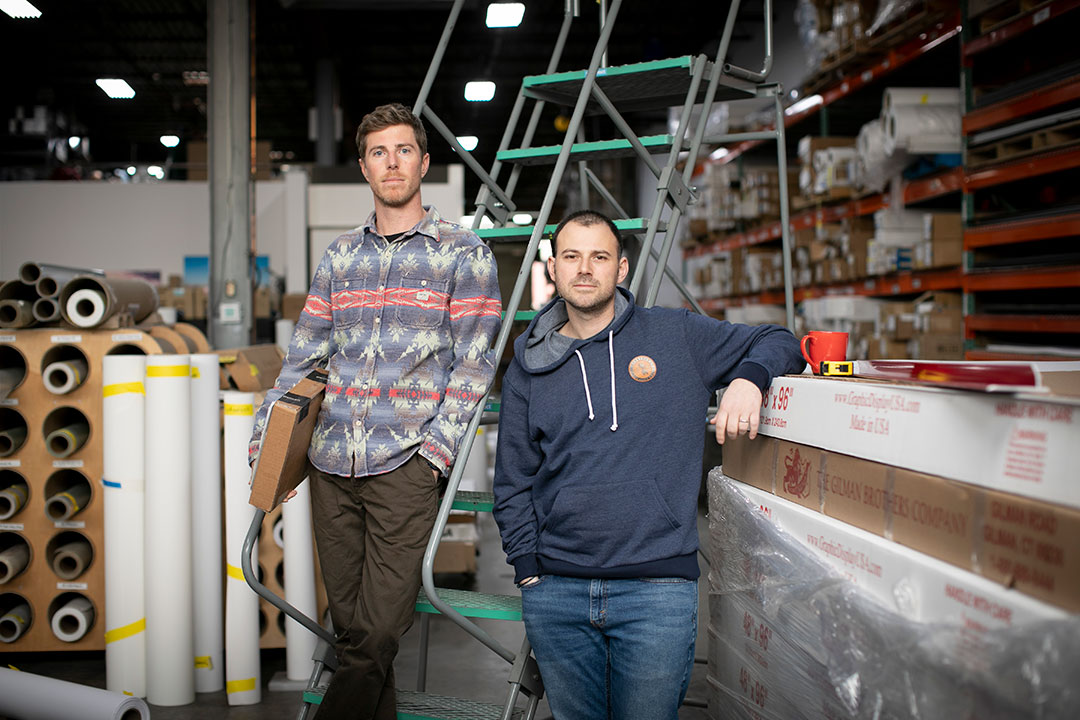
[249,368,328,512]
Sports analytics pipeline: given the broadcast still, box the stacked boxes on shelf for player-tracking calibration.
[708,368,1080,718]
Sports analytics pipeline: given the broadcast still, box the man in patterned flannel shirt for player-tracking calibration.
[248,103,501,719]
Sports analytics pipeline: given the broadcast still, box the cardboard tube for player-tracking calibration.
[46,478,91,520]
[0,666,149,720]
[33,296,62,323]
[0,426,27,458]
[0,478,28,520]
[19,261,104,285]
[103,355,147,698]
[44,359,89,395]
[0,280,37,302]
[0,368,25,401]
[46,421,90,458]
[144,354,194,706]
[52,538,93,581]
[190,354,223,693]
[60,275,158,328]
[173,323,212,353]
[0,299,35,329]
[51,595,95,642]
[223,391,261,706]
[0,539,30,583]
[65,289,107,327]
[0,602,30,643]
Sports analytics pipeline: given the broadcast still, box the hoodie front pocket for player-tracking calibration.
[541,479,682,568]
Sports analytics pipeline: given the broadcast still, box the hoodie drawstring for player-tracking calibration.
[607,331,618,431]
[575,350,595,421]
[574,333,618,432]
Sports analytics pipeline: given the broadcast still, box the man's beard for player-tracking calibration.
[373,179,420,208]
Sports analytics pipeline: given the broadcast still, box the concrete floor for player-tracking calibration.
[3,511,713,720]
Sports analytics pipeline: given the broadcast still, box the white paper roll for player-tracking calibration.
[272,517,285,549]
[283,481,318,681]
[52,538,93,580]
[144,355,194,706]
[103,354,147,698]
[189,353,224,693]
[157,307,179,325]
[0,478,28,520]
[43,359,89,395]
[0,539,30,583]
[52,595,95,642]
[0,601,30,642]
[883,105,961,156]
[66,289,107,328]
[275,319,295,354]
[0,666,150,720]
[882,87,961,114]
[223,391,261,705]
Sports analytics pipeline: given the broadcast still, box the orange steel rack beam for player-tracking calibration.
[964,211,1080,249]
[964,0,1080,58]
[965,314,1080,334]
[964,145,1080,190]
[963,75,1080,134]
[962,265,1080,291]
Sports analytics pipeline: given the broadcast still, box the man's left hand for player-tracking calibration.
[713,378,762,445]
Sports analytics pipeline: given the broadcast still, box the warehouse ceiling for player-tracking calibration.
[0,0,765,204]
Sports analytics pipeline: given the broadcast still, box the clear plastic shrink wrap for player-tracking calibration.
[706,470,1080,720]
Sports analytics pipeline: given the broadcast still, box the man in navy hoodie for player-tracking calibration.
[493,210,805,719]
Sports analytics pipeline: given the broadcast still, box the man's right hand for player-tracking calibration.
[282,489,298,503]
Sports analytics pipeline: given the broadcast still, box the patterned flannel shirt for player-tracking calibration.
[249,206,502,478]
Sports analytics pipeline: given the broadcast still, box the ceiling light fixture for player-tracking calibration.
[0,0,41,19]
[455,135,478,151]
[464,81,496,102]
[96,78,136,99]
[485,3,524,28]
[709,147,729,160]
[160,135,180,148]
[67,136,81,150]
[147,165,165,180]
[785,94,823,117]
[511,213,533,225]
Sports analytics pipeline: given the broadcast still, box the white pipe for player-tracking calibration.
[0,602,30,643]
[102,355,147,698]
[51,595,95,642]
[0,666,149,720]
[283,481,318,681]
[43,359,89,395]
[52,538,93,580]
[143,355,194,706]
[223,391,261,705]
[65,289,107,328]
[190,353,224,693]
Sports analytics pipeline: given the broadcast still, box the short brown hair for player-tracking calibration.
[355,103,428,159]
[552,209,624,257]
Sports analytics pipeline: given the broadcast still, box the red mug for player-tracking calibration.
[801,331,848,371]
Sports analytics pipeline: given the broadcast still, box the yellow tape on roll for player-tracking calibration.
[226,677,257,694]
[194,656,213,669]
[59,491,79,513]
[104,617,146,644]
[103,381,145,397]
[147,365,191,377]
[226,564,245,581]
[224,404,254,416]
[191,366,201,378]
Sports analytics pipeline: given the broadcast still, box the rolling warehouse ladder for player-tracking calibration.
[242,0,795,717]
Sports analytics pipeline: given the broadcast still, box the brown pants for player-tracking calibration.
[309,453,438,720]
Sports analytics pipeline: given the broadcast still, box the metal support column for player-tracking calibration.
[208,0,252,349]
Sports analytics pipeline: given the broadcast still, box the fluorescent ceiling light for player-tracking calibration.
[785,94,822,117]
[147,165,164,180]
[709,147,729,160]
[486,3,524,27]
[96,78,135,99]
[0,1,41,19]
[126,166,137,176]
[67,136,81,150]
[455,135,478,151]
[464,81,496,102]
[160,135,180,148]
[511,213,533,225]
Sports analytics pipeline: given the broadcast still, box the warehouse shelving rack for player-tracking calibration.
[960,0,1080,358]
[682,7,968,316]
[248,0,798,717]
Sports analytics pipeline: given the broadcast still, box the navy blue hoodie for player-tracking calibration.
[493,288,806,584]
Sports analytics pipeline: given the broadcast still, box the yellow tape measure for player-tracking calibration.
[820,361,853,376]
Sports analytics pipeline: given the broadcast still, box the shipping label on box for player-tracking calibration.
[758,375,1080,509]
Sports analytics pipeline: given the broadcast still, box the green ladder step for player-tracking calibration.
[497,134,676,166]
[501,310,537,322]
[415,587,522,621]
[301,687,526,719]
[476,217,660,242]
[447,490,494,513]
[522,55,758,113]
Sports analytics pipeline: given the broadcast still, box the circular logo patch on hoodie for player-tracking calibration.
[628,355,657,382]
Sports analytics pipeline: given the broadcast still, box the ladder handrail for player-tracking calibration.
[413,0,465,115]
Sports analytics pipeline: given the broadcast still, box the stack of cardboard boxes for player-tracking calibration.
[708,366,1080,718]
[157,275,208,320]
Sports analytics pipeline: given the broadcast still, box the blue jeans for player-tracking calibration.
[521,575,698,720]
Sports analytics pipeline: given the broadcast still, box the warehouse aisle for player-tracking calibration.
[4,509,712,719]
